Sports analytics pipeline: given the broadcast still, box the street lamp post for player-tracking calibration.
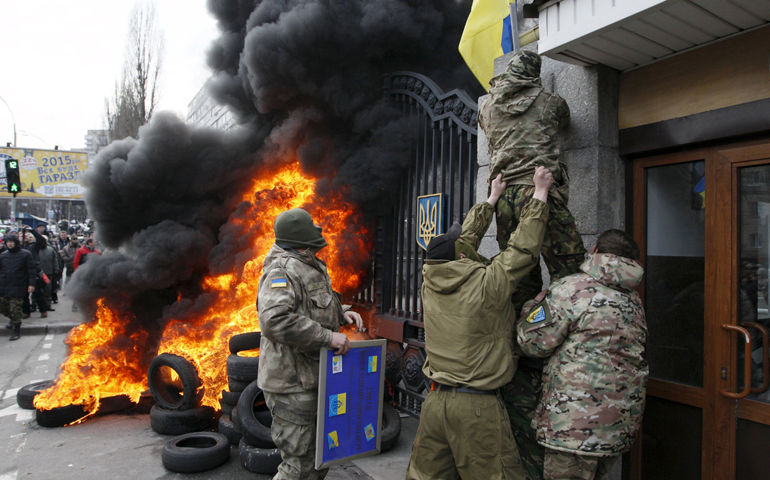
[0,95,17,147]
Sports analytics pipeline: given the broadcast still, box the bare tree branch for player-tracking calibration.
[104,0,164,141]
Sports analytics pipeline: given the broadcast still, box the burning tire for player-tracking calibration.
[97,395,134,415]
[162,432,231,474]
[17,380,54,410]
[229,332,261,354]
[36,404,89,428]
[150,404,217,436]
[239,438,281,474]
[235,382,275,449]
[218,414,242,445]
[381,402,402,452]
[148,353,204,411]
[226,354,260,382]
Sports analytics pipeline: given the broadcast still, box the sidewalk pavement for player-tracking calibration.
[0,290,85,338]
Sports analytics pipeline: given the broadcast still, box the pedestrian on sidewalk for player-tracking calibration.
[37,235,60,316]
[0,234,37,341]
[60,237,78,288]
[21,228,52,317]
[73,238,101,271]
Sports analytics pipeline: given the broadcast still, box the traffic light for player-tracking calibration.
[5,159,20,194]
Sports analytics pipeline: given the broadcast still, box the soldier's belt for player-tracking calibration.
[432,382,497,396]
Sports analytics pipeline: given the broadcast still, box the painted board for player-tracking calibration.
[315,339,386,469]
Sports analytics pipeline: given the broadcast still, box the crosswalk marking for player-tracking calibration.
[0,470,19,480]
[44,333,53,341]
[0,404,35,422]
[1,387,21,401]
[33,365,48,375]
[42,343,52,349]
[37,353,50,361]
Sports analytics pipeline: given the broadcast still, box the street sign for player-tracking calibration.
[316,339,386,469]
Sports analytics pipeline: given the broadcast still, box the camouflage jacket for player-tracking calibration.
[478,71,570,203]
[257,244,345,393]
[517,253,648,456]
[421,198,548,390]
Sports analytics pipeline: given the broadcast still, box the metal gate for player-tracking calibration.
[369,71,479,417]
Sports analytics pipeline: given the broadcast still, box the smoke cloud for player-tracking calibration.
[71,0,481,322]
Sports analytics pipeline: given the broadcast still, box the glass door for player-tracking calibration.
[634,157,709,480]
[733,162,770,480]
[632,139,770,480]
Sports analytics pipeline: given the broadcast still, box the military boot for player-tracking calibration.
[9,324,20,341]
[5,320,12,330]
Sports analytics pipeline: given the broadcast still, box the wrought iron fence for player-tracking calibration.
[362,71,479,417]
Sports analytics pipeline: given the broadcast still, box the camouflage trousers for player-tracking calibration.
[265,390,328,480]
[406,389,524,480]
[503,361,545,480]
[543,450,618,480]
[495,184,586,309]
[0,297,23,325]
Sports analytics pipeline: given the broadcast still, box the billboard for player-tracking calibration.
[0,147,88,199]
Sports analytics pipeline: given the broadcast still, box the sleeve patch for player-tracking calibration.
[271,278,288,289]
[527,305,547,323]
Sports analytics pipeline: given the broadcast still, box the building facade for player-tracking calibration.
[186,81,236,131]
[472,1,770,479]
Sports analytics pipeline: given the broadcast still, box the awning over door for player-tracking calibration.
[538,0,770,71]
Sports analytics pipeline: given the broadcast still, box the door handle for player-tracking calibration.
[742,322,770,394]
[721,324,753,399]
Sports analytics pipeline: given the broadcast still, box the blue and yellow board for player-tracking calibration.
[315,339,386,469]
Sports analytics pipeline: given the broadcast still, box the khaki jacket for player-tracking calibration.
[517,254,648,456]
[257,244,345,393]
[421,198,549,390]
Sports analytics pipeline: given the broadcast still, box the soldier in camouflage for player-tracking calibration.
[257,208,363,480]
[517,230,648,480]
[479,49,587,479]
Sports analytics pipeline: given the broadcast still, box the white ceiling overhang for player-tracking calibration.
[538,0,770,71]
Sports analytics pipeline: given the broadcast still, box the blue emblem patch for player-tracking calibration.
[527,306,546,324]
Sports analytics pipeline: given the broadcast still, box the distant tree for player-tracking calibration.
[105,1,165,141]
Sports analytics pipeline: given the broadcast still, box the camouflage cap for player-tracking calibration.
[505,50,542,79]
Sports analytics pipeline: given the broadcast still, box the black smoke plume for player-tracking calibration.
[69,0,481,336]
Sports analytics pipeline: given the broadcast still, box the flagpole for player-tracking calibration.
[509,0,521,52]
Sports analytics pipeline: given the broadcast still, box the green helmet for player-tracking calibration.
[505,50,542,79]
[273,208,328,250]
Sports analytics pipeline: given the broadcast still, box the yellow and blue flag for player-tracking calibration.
[459,0,516,90]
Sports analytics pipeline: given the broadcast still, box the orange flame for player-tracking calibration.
[36,162,373,415]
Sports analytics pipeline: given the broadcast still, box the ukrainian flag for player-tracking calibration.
[459,0,517,90]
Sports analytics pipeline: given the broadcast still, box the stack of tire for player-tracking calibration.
[218,332,283,475]
[149,353,230,474]
[148,353,216,436]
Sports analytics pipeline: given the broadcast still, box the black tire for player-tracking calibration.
[222,389,241,406]
[239,438,281,474]
[17,380,54,410]
[229,332,261,354]
[147,353,204,411]
[228,377,252,393]
[219,398,234,416]
[380,403,402,452]
[218,414,242,445]
[98,395,134,415]
[150,404,217,436]
[226,354,259,382]
[162,432,231,473]
[231,405,244,434]
[36,404,88,428]
[236,381,275,449]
